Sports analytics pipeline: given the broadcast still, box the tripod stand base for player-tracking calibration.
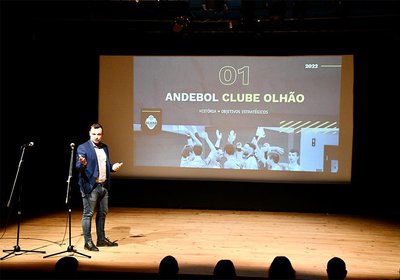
[1,245,46,260]
[43,245,91,259]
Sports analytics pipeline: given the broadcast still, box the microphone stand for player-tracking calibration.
[1,145,46,260]
[44,143,91,259]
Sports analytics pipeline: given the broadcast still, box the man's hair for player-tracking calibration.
[224,144,236,156]
[181,145,193,158]
[289,148,299,156]
[269,152,280,164]
[193,144,203,156]
[90,123,103,130]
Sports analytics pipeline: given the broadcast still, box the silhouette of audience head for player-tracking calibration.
[213,259,237,279]
[327,257,347,280]
[268,256,296,279]
[54,256,79,278]
[159,255,179,279]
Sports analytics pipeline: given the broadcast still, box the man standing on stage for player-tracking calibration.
[76,123,123,251]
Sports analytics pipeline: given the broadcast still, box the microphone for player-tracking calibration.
[22,142,34,147]
[70,143,75,149]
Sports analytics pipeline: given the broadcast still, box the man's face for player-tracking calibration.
[89,127,103,145]
[243,144,254,157]
[288,152,299,164]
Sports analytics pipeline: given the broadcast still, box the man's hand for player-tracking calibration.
[112,162,123,171]
[228,130,236,144]
[78,154,87,167]
[216,129,222,141]
[270,146,285,155]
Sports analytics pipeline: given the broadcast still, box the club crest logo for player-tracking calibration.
[145,115,157,130]
[141,109,162,135]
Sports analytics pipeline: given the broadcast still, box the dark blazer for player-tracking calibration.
[76,140,113,194]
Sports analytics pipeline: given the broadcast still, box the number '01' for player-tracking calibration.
[219,66,249,86]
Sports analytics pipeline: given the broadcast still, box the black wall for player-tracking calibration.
[1,1,399,225]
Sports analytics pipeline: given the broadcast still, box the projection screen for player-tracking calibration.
[99,55,353,183]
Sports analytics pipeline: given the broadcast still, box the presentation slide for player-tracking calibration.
[99,55,353,183]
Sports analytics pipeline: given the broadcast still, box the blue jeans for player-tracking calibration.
[81,183,109,244]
